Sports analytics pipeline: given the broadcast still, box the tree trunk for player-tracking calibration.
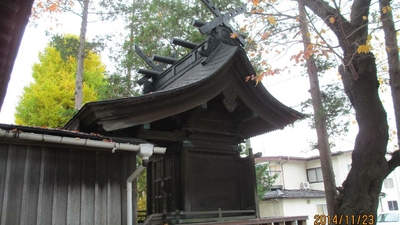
[337,52,388,219]
[297,1,337,216]
[379,0,400,148]
[299,0,390,221]
[75,0,90,110]
[125,0,135,97]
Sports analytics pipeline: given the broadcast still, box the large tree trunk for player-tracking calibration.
[75,0,90,110]
[379,0,400,148]
[300,0,390,220]
[297,1,337,216]
[337,53,388,217]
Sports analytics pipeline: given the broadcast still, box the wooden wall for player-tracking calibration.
[0,143,136,225]
[183,149,241,212]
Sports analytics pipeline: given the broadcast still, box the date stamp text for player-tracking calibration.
[314,214,375,225]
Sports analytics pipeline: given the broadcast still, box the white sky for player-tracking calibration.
[0,9,396,157]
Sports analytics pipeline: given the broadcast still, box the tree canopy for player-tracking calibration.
[103,0,243,98]
[15,35,107,127]
[246,0,399,217]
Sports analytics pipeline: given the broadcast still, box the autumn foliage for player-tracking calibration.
[15,35,106,128]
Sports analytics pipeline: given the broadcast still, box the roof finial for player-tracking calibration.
[193,0,247,46]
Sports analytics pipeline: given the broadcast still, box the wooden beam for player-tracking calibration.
[137,130,184,142]
[183,139,241,152]
[232,110,258,124]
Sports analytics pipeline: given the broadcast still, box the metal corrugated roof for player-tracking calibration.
[263,189,326,200]
[0,123,146,145]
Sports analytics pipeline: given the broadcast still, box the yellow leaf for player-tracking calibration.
[267,16,276,25]
[387,6,392,11]
[382,6,387,14]
[362,16,367,20]
[378,76,384,85]
[357,44,371,54]
[252,0,259,7]
[230,32,238,39]
[386,46,391,53]
[329,17,335,24]
[365,34,372,45]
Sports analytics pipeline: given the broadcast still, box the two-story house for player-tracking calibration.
[256,150,400,224]
[254,151,351,224]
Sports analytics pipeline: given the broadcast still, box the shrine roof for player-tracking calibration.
[0,0,35,109]
[65,41,303,138]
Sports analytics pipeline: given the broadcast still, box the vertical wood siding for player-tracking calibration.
[0,143,135,225]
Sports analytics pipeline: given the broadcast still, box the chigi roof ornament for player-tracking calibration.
[193,0,247,64]
[135,0,247,93]
[193,0,247,47]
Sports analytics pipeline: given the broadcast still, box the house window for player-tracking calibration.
[317,204,328,214]
[384,178,394,189]
[307,167,323,183]
[388,201,398,211]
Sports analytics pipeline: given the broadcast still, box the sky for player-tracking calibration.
[0,7,395,158]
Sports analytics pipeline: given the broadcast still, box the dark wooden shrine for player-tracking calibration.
[65,1,303,224]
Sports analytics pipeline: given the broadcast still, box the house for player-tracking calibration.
[256,150,400,223]
[0,1,307,224]
[255,151,353,224]
[379,158,400,213]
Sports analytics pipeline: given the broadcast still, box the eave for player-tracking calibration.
[65,43,303,138]
[0,0,34,109]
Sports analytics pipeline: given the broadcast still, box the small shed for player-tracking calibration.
[0,124,158,225]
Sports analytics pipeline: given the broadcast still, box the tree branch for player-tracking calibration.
[304,9,344,60]
[245,12,298,20]
[387,150,400,177]
[298,0,352,43]
[350,0,371,29]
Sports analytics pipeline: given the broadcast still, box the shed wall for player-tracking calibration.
[0,143,135,225]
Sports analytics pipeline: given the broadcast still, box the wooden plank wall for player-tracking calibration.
[184,149,241,212]
[0,143,136,225]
